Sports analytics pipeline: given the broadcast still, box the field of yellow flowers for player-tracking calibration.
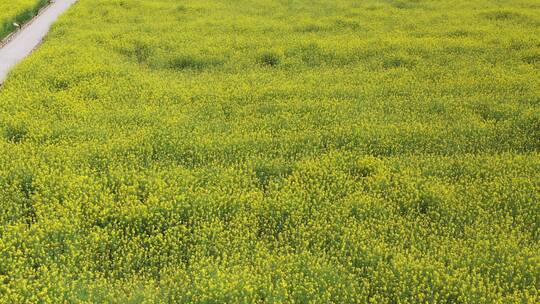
[0,0,539,302]
[0,0,49,40]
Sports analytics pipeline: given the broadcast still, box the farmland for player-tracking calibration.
[0,0,539,302]
[0,0,49,40]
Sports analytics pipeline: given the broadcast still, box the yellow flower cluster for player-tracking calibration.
[0,0,538,302]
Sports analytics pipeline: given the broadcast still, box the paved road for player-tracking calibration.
[0,0,77,83]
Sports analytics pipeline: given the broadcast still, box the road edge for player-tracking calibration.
[0,0,54,49]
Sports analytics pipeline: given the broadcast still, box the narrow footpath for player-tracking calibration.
[0,0,77,83]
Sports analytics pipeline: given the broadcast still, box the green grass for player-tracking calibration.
[0,0,50,41]
[0,0,539,302]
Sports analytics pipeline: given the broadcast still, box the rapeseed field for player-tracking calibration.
[0,0,49,40]
[0,0,539,302]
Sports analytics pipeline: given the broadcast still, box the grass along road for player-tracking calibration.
[0,0,50,41]
[0,0,78,83]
